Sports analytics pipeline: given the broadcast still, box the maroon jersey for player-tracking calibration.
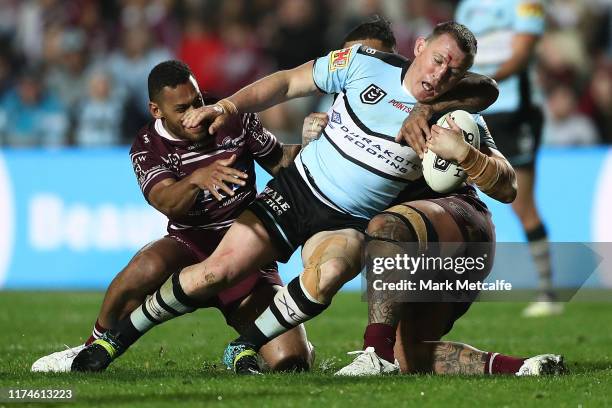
[130,114,281,233]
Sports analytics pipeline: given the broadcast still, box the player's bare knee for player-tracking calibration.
[303,233,363,302]
[265,335,314,372]
[200,252,243,289]
[268,352,311,372]
[122,252,167,294]
[317,257,355,300]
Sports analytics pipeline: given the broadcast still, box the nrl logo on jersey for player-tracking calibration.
[360,84,387,105]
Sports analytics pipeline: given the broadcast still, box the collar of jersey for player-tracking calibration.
[155,119,183,142]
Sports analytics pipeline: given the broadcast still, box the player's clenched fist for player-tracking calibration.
[302,112,328,147]
[426,115,470,162]
[395,103,434,159]
[191,154,248,201]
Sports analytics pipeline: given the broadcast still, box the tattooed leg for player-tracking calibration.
[427,341,487,375]
[362,212,419,362]
[401,340,532,375]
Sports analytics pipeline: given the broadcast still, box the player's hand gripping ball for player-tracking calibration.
[422,110,480,193]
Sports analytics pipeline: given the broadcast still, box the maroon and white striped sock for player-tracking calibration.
[85,320,108,345]
[484,352,526,374]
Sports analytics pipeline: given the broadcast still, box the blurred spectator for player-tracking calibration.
[0,67,68,147]
[0,0,19,38]
[106,25,172,135]
[217,19,270,95]
[74,69,124,146]
[0,50,17,99]
[537,30,591,91]
[14,0,81,63]
[543,84,599,146]
[266,0,328,70]
[177,14,226,96]
[581,61,612,144]
[119,0,180,49]
[45,29,90,121]
[0,0,609,147]
[394,0,452,58]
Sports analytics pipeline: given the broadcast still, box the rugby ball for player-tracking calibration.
[422,110,480,193]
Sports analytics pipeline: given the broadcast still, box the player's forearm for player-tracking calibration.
[280,144,301,168]
[492,53,530,82]
[227,62,318,113]
[259,144,301,176]
[458,146,517,203]
[422,73,499,116]
[149,178,201,219]
[492,34,539,82]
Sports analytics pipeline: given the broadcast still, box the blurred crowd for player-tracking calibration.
[0,0,610,147]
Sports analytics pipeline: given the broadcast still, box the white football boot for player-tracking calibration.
[516,354,567,376]
[522,301,564,317]
[334,347,399,376]
[31,345,86,373]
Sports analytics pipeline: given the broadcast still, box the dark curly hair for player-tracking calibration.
[148,60,194,102]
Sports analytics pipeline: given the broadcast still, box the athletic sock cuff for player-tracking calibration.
[526,224,547,242]
[288,277,329,316]
[171,272,200,308]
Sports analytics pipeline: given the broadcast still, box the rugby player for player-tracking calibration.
[70,22,515,375]
[300,19,565,377]
[31,60,313,373]
[456,0,561,317]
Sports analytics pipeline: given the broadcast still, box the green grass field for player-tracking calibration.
[1,292,610,407]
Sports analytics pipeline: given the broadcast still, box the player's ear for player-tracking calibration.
[149,101,162,119]
[414,37,426,57]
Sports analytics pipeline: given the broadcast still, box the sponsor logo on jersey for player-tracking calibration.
[260,186,291,216]
[331,110,342,124]
[517,2,544,18]
[388,99,413,114]
[187,142,205,150]
[360,84,387,105]
[219,136,241,152]
[160,153,181,173]
[251,129,270,147]
[329,47,353,72]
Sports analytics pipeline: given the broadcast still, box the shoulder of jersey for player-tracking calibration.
[356,45,409,68]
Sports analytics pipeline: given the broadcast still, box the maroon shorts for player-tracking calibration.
[166,228,282,315]
[394,192,496,336]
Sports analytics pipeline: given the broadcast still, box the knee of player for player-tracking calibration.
[316,257,355,297]
[202,254,243,287]
[123,252,167,290]
[267,352,312,373]
[266,344,314,373]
